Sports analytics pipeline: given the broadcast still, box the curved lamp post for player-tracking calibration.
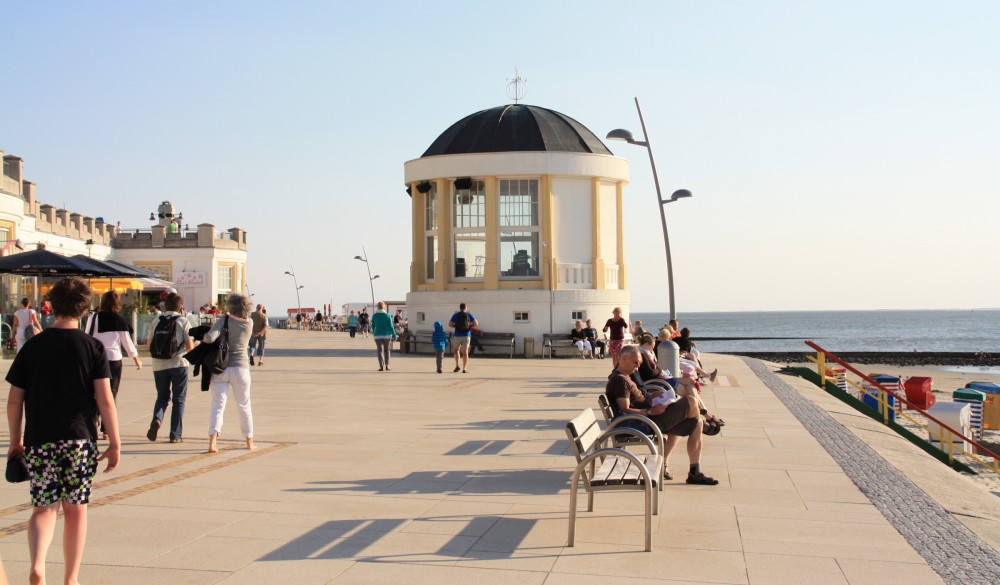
[284,269,304,326]
[354,248,378,313]
[607,97,692,321]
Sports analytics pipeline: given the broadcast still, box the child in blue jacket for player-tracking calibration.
[431,321,449,373]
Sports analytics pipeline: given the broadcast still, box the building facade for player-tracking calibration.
[403,104,631,355]
[1,149,248,317]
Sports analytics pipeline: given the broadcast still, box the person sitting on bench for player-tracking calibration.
[570,320,594,358]
[605,345,718,485]
[583,319,605,358]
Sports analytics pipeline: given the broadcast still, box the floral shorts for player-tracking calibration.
[608,339,625,356]
[25,440,98,507]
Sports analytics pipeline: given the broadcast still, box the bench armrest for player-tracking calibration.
[606,414,664,454]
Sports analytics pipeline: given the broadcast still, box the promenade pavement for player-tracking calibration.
[0,329,996,584]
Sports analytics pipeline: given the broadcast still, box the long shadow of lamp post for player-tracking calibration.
[284,268,304,328]
[607,97,692,321]
[353,248,379,313]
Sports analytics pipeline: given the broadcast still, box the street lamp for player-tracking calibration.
[607,97,693,320]
[284,269,304,327]
[354,247,377,313]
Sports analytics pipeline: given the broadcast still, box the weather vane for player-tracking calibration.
[506,68,526,103]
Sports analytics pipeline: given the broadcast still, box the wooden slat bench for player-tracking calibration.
[542,333,577,358]
[565,407,664,551]
[469,331,516,358]
[405,329,450,354]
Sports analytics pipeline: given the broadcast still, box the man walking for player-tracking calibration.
[6,277,121,585]
[249,304,268,366]
[147,293,194,443]
[449,302,478,373]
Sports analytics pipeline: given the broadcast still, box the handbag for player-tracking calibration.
[208,316,230,375]
[6,455,29,483]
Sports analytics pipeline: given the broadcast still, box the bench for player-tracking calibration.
[406,329,451,354]
[542,333,576,358]
[597,394,668,477]
[565,408,664,551]
[470,331,516,358]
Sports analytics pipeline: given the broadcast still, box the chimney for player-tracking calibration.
[2,155,23,197]
[23,181,36,214]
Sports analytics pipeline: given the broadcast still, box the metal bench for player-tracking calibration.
[565,407,664,551]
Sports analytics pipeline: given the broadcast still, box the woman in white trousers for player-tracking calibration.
[202,293,255,452]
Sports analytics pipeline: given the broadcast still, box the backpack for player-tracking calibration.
[149,315,181,359]
[453,311,470,334]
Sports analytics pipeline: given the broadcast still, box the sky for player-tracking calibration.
[3,1,998,313]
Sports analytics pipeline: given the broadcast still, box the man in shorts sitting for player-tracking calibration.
[605,345,717,485]
[6,277,121,585]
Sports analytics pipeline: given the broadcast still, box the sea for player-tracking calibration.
[631,309,1000,354]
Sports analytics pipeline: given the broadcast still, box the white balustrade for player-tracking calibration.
[557,263,593,289]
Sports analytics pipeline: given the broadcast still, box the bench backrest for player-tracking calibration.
[478,332,515,340]
[596,394,615,425]
[565,408,603,463]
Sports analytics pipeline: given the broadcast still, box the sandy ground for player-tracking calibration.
[786,361,1000,498]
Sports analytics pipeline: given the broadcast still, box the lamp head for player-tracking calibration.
[606,128,636,143]
[354,255,364,261]
[670,189,693,202]
[284,271,293,276]
[372,275,380,280]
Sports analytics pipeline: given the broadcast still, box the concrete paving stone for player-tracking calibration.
[543,573,724,585]
[214,559,354,585]
[267,493,438,521]
[453,549,561,573]
[737,516,913,548]
[727,468,796,492]
[140,534,287,571]
[835,558,944,585]
[552,542,748,584]
[744,552,848,585]
[3,559,227,585]
[346,530,479,565]
[735,502,886,525]
[326,561,549,585]
[742,533,926,564]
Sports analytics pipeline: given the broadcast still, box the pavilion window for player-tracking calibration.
[453,179,486,279]
[424,187,438,280]
[498,179,540,279]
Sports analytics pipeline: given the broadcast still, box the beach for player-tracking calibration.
[782,359,1000,498]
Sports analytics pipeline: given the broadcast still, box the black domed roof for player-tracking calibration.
[422,104,612,157]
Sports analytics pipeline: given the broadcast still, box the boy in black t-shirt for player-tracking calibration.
[6,277,120,585]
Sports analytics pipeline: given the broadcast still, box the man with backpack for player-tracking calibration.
[147,293,194,443]
[448,302,478,373]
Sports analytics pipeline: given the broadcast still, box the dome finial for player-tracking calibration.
[506,67,526,104]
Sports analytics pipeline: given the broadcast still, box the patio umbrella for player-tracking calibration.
[0,248,119,276]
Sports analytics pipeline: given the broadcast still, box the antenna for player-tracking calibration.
[506,67,526,103]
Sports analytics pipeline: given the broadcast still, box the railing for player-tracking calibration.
[557,263,593,289]
[604,264,620,289]
[806,340,1000,476]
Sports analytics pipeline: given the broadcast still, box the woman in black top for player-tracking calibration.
[602,307,629,367]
